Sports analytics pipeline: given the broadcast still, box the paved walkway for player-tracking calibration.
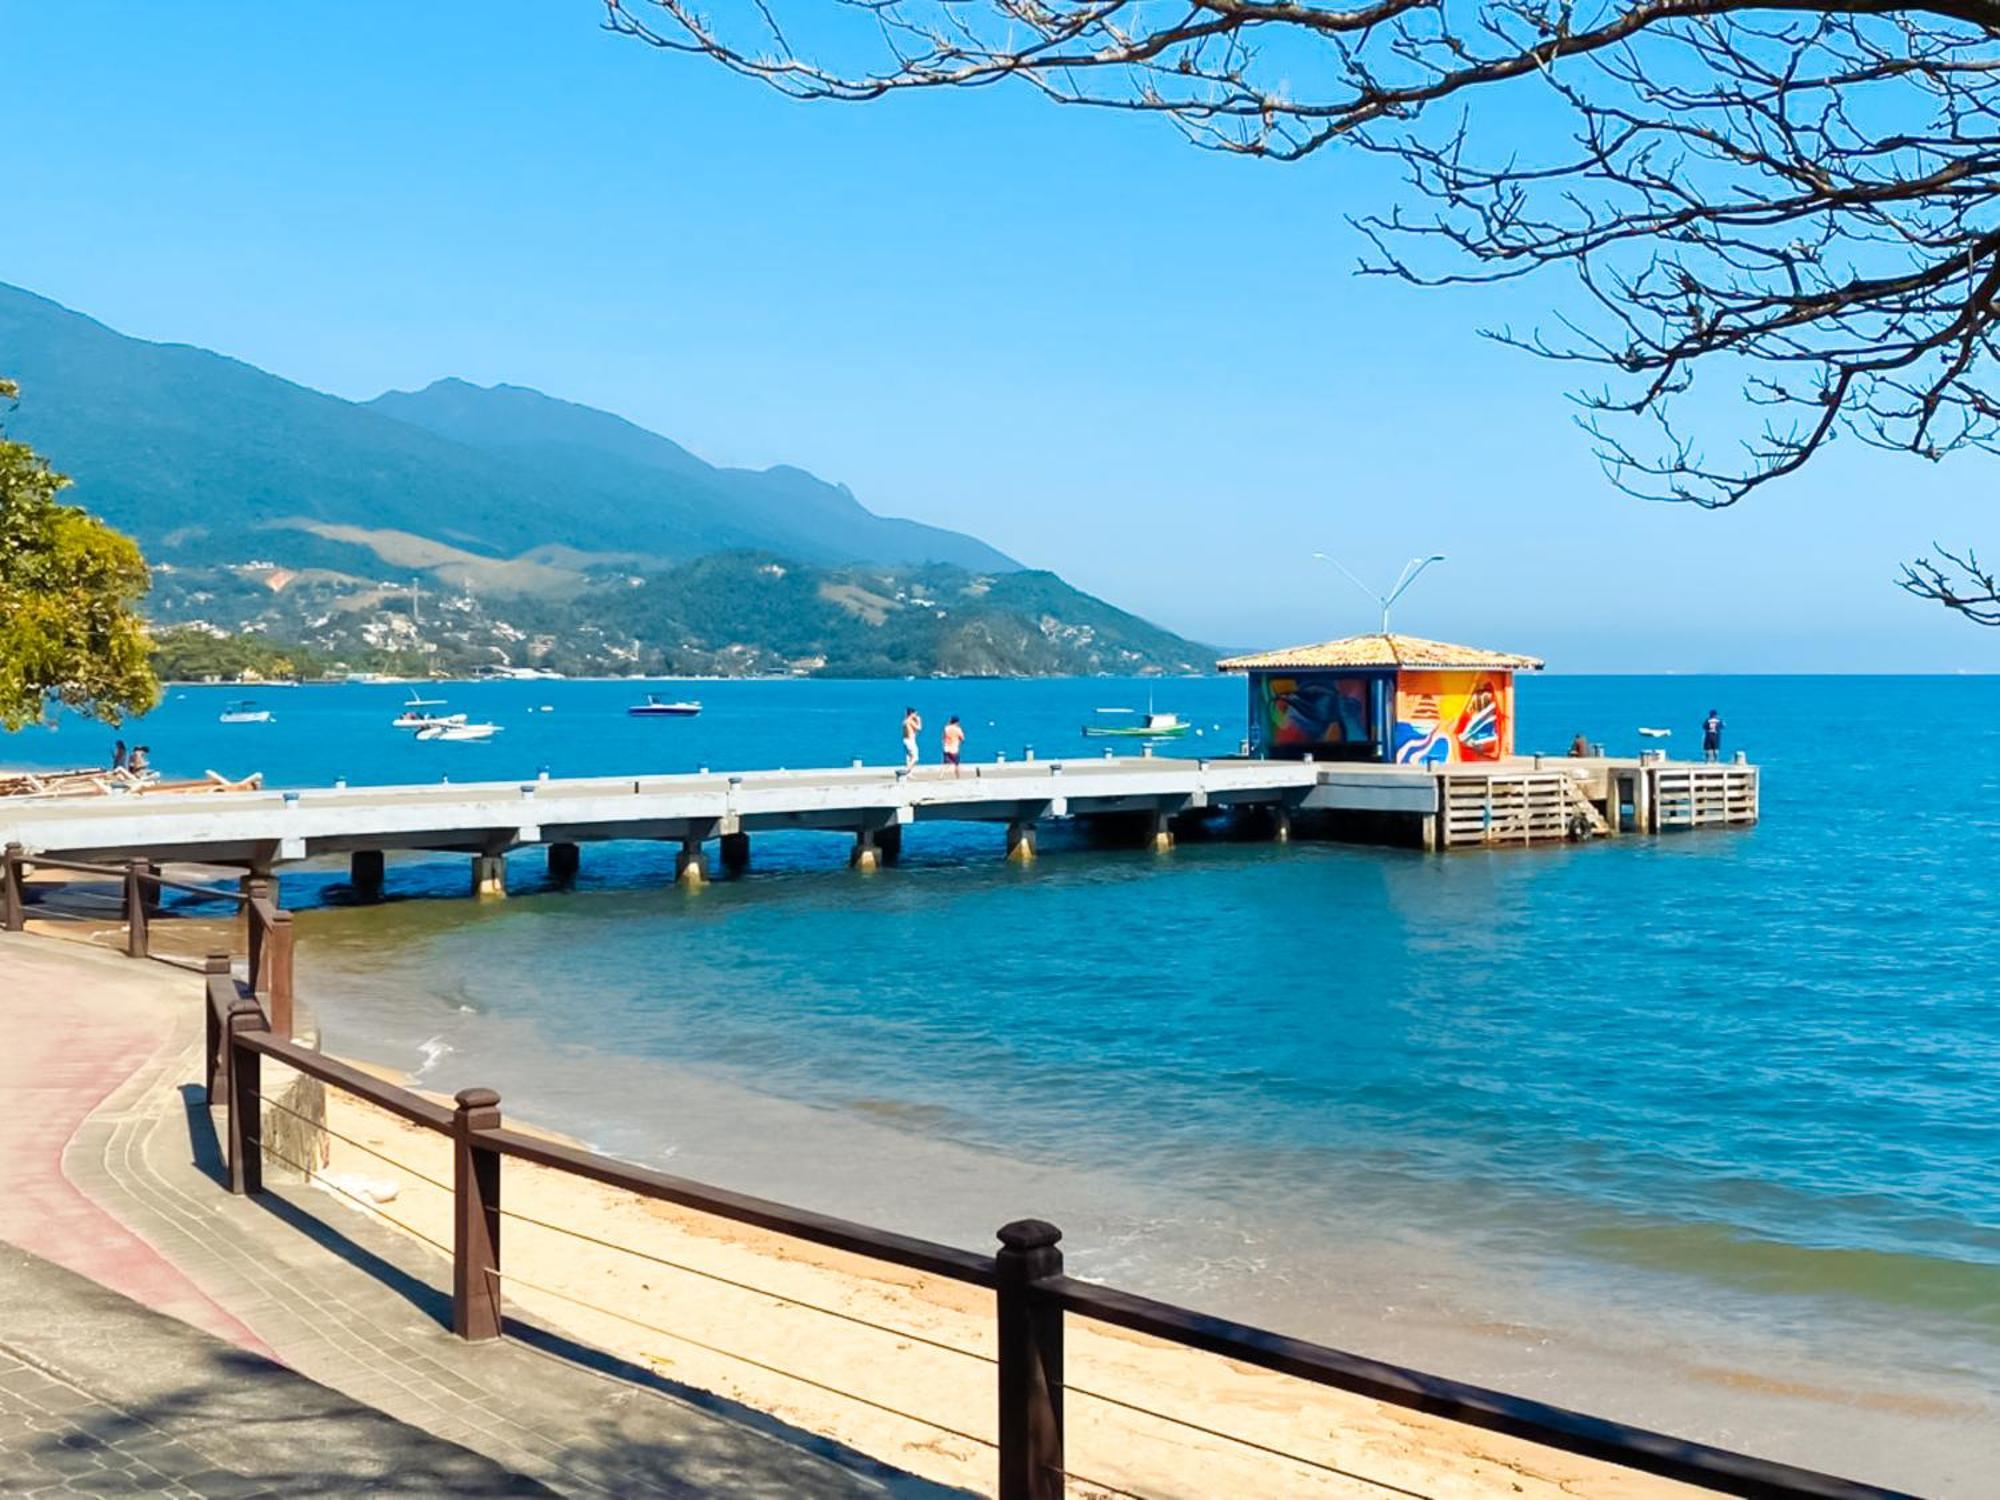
[0,934,255,1350]
[0,1239,552,1495]
[0,935,961,1499]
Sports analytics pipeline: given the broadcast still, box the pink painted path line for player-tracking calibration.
[0,932,265,1352]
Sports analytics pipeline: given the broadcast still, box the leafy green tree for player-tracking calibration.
[149,625,332,683]
[0,378,158,729]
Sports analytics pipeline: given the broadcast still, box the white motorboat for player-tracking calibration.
[627,695,702,717]
[218,700,272,724]
[392,693,456,729]
[415,720,501,742]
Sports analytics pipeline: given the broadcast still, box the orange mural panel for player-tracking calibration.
[1393,671,1512,764]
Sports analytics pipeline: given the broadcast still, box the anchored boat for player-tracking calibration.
[1081,710,1190,740]
[415,719,501,742]
[218,700,272,724]
[390,691,450,728]
[628,694,702,718]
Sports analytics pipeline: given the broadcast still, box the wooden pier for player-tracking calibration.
[0,752,1759,894]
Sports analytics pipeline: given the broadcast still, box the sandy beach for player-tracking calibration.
[255,1057,1701,1500]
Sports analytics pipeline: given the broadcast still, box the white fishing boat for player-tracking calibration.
[218,700,272,724]
[415,720,501,742]
[1638,726,1672,738]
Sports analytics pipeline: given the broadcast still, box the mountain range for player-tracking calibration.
[0,282,1206,676]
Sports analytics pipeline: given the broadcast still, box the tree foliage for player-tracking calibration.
[147,626,332,684]
[603,0,2000,618]
[0,378,159,729]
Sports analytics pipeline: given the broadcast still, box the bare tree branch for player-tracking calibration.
[1902,543,2000,621]
[604,0,2000,621]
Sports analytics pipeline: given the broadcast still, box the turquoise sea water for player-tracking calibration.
[8,675,1997,1483]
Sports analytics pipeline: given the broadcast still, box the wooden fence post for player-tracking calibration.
[124,860,150,959]
[245,877,270,990]
[996,1219,1065,1500]
[2,844,23,932]
[225,996,268,1196]
[203,953,231,1103]
[266,908,295,1041]
[452,1088,504,1342]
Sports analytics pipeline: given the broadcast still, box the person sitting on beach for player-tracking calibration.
[111,739,127,771]
[1568,733,1590,758]
[1701,710,1725,763]
[901,707,922,770]
[941,715,965,777]
[127,745,151,775]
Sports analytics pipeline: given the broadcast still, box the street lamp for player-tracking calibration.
[1311,552,1447,634]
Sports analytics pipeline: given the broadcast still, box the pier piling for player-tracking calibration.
[676,835,707,888]
[546,842,579,883]
[720,832,750,874]
[1006,820,1038,864]
[851,829,881,873]
[471,854,507,899]
[350,849,385,895]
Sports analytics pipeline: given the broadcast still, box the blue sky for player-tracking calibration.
[4,0,1993,670]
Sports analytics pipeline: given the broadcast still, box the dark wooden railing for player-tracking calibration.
[195,966,1911,1500]
[4,843,295,1037]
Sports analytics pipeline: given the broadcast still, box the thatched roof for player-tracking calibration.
[1217,633,1544,672]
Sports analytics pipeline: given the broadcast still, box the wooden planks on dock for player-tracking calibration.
[1439,771,1580,847]
[1648,764,1758,830]
[1438,761,1755,847]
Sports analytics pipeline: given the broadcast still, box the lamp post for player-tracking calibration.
[1311,552,1447,634]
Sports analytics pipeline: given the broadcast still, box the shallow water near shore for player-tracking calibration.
[10,673,2000,1490]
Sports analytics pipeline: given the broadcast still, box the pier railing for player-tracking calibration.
[197,963,1906,1500]
[5,844,294,1036]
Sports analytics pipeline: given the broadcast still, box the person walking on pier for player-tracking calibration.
[901,707,922,770]
[941,715,965,776]
[1701,710,1725,762]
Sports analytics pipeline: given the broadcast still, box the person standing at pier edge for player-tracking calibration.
[941,715,965,776]
[1702,709,1725,762]
[901,706,922,770]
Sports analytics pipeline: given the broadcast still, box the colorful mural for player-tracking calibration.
[1393,670,1511,764]
[1257,673,1375,752]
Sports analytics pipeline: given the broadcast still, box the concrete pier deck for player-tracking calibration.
[0,753,1757,880]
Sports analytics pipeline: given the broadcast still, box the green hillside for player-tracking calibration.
[0,283,1014,571]
[0,281,1210,677]
[570,555,1210,677]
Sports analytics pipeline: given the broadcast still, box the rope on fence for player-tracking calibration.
[258,1137,454,1258]
[1067,1380,1435,1500]
[491,1264,999,1455]
[496,1200,995,1366]
[260,1094,454,1193]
